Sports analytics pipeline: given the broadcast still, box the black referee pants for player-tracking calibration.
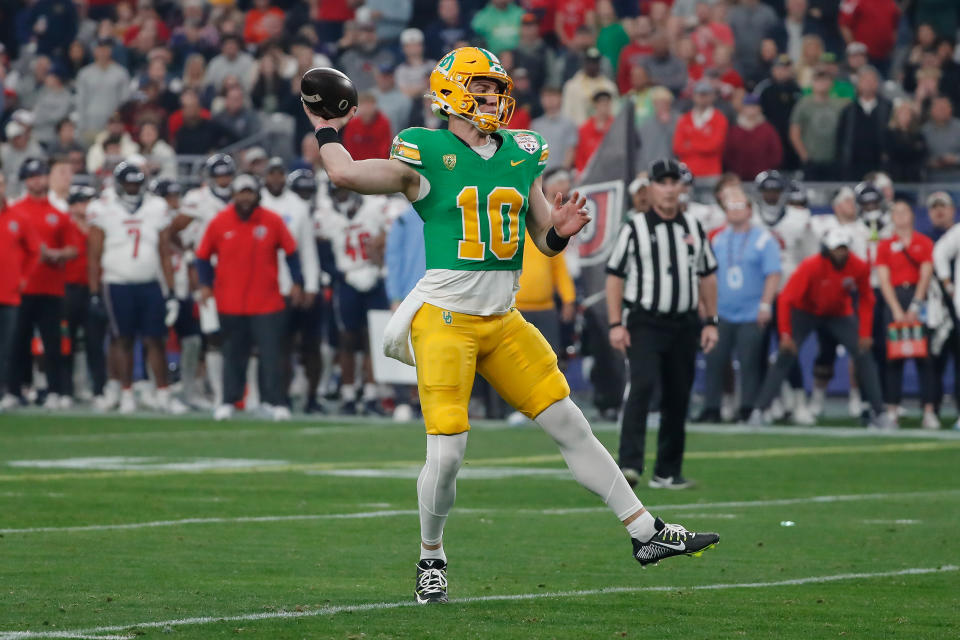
[620,314,700,479]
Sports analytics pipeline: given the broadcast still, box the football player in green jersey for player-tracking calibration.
[304,47,718,604]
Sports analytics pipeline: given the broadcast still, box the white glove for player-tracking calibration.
[164,297,180,327]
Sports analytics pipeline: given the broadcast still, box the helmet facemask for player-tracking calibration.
[430,48,516,134]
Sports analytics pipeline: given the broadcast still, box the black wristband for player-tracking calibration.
[545,226,569,252]
[609,321,622,329]
[705,316,719,327]
[314,126,340,148]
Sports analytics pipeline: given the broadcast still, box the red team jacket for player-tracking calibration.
[195,204,297,316]
[777,252,875,338]
[0,203,41,305]
[7,195,77,297]
[672,108,728,177]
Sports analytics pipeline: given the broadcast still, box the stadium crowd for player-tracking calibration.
[2,0,960,429]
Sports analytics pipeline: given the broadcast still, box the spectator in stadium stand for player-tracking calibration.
[423,0,470,61]
[912,67,941,123]
[62,184,105,404]
[85,112,138,175]
[616,15,654,95]
[531,86,577,170]
[213,85,261,145]
[838,0,900,77]
[394,28,435,100]
[749,228,889,428]
[204,34,255,93]
[48,118,86,159]
[557,24,613,85]
[789,66,847,181]
[179,54,216,110]
[195,174,303,422]
[769,0,812,66]
[31,66,74,150]
[838,41,868,88]
[723,94,783,181]
[7,158,78,409]
[341,93,393,162]
[316,0,356,41]
[18,0,77,61]
[756,55,803,172]
[174,89,230,155]
[636,87,679,172]
[836,66,892,182]
[514,12,555,94]
[922,96,960,183]
[700,186,781,423]
[624,66,656,124]
[726,0,779,87]
[75,37,130,145]
[875,200,937,429]
[0,173,39,409]
[561,48,618,127]
[794,34,825,90]
[574,90,614,175]
[371,63,412,137]
[642,33,687,97]
[673,80,728,179]
[883,100,928,184]
[364,0,413,43]
[816,52,854,100]
[471,0,524,55]
[337,16,396,93]
[804,0,845,57]
[14,55,52,111]
[595,1,627,67]
[243,0,285,46]
[1,121,43,200]
[137,121,177,179]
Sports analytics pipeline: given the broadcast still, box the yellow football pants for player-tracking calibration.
[410,303,570,435]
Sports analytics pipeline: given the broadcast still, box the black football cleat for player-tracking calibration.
[631,517,719,566]
[415,559,448,604]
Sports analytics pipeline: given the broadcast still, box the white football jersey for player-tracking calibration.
[752,204,817,287]
[179,185,231,249]
[809,215,871,261]
[316,195,390,292]
[90,195,168,284]
[261,188,321,295]
[687,200,727,234]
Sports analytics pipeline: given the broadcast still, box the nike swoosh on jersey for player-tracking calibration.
[510,159,526,166]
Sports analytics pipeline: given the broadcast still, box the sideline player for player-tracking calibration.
[303,47,719,603]
[87,162,185,414]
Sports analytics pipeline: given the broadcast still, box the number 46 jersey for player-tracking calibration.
[390,127,550,273]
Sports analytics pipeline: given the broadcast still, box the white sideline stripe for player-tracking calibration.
[3,488,958,535]
[0,565,955,640]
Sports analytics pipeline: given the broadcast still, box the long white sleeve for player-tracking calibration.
[933,226,960,281]
[297,206,321,294]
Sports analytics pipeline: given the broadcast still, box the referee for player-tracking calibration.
[605,158,719,490]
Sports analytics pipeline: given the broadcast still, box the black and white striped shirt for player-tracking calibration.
[606,208,718,315]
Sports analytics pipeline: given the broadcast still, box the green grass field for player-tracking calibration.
[1,412,959,639]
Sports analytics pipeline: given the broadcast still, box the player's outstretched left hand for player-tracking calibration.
[551,190,591,239]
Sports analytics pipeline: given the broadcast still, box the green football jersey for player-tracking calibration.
[390,127,549,271]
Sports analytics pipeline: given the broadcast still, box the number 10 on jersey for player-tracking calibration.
[456,186,524,261]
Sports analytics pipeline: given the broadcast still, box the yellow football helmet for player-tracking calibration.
[429,47,516,133]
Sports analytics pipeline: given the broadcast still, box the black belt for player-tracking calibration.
[629,308,699,324]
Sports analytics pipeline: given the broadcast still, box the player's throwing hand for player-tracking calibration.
[303,102,357,132]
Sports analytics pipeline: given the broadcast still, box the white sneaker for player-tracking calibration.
[769,398,785,420]
[393,403,414,422]
[507,410,528,426]
[809,388,825,417]
[101,381,121,409]
[848,389,862,417]
[119,389,136,414]
[43,393,61,410]
[271,405,292,422]
[213,404,234,421]
[58,395,74,410]
[720,394,737,422]
[747,408,769,427]
[1,393,21,410]
[792,393,816,426]
[921,411,941,430]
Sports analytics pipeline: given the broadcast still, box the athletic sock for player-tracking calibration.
[206,350,224,407]
[625,511,658,541]
[418,432,468,556]
[419,544,447,563]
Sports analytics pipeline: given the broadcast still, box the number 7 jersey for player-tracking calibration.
[390,127,549,272]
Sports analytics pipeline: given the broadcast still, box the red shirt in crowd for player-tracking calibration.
[507,106,532,131]
[342,111,393,161]
[8,195,77,297]
[723,121,783,181]
[317,0,355,22]
[64,224,89,286]
[0,202,40,306]
[574,115,612,172]
[167,108,212,142]
[875,232,933,287]
[616,42,654,94]
[673,107,728,177]
[243,6,285,44]
[778,252,875,338]
[839,0,900,61]
[195,204,297,316]
[555,0,595,43]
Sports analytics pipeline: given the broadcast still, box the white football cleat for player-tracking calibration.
[119,389,136,414]
[213,404,234,421]
[42,393,61,410]
[393,403,414,422]
[921,411,940,430]
[0,393,20,410]
[58,395,74,410]
[271,405,292,422]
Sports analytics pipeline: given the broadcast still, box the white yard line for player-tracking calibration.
[3,488,958,535]
[0,565,954,640]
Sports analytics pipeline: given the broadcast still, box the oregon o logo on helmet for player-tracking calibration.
[339,99,349,111]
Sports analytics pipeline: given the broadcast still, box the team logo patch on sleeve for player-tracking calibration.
[514,133,541,154]
[539,145,550,165]
[390,137,423,166]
